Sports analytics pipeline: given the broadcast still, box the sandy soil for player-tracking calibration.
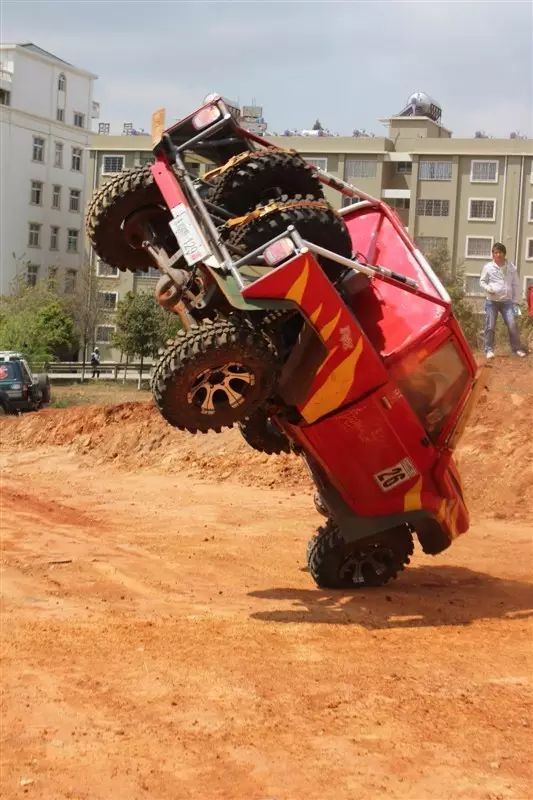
[1,358,532,800]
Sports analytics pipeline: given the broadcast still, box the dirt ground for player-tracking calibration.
[1,358,532,800]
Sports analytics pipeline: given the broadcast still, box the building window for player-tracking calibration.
[305,157,328,172]
[26,264,39,287]
[32,136,45,162]
[28,223,41,248]
[396,162,412,174]
[0,89,10,106]
[419,160,452,181]
[102,155,125,174]
[528,199,533,222]
[52,185,61,209]
[58,73,66,91]
[468,198,496,221]
[416,236,448,254]
[69,189,81,212]
[56,108,64,122]
[341,195,361,208]
[97,260,119,277]
[98,291,118,310]
[464,274,484,296]
[524,276,533,296]
[465,236,493,259]
[30,180,43,205]
[48,266,58,282]
[65,269,77,294]
[526,239,533,260]
[54,141,63,167]
[470,160,498,183]
[67,229,79,252]
[71,147,82,171]
[50,226,59,250]
[96,324,116,343]
[345,159,377,179]
[73,112,85,128]
[140,154,154,166]
[387,198,410,210]
[416,199,449,216]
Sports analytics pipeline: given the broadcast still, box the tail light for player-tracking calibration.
[22,384,29,398]
[192,105,221,130]
[263,237,296,266]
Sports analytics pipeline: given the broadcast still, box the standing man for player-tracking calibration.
[90,346,101,379]
[479,243,526,360]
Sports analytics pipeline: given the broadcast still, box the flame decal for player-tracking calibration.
[320,310,341,342]
[403,477,422,511]
[310,304,323,325]
[301,337,364,423]
[285,258,310,305]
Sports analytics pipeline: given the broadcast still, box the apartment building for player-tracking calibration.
[269,114,533,305]
[0,43,97,294]
[87,98,533,358]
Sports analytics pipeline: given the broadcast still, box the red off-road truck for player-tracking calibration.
[87,96,481,589]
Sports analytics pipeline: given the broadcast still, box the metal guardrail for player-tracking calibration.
[31,362,154,383]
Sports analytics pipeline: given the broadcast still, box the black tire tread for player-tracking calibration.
[152,317,278,434]
[224,201,352,277]
[308,519,414,589]
[238,411,291,455]
[86,165,167,272]
[206,150,324,215]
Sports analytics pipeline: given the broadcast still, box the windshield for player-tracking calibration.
[397,340,470,441]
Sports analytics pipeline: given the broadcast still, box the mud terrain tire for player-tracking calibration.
[225,201,352,278]
[86,166,171,271]
[206,150,324,215]
[152,317,279,433]
[238,410,291,454]
[36,373,51,405]
[308,520,414,589]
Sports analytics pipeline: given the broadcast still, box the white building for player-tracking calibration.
[0,43,97,294]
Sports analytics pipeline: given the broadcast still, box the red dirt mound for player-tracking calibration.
[2,358,531,517]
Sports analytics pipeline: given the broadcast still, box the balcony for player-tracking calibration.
[0,62,14,91]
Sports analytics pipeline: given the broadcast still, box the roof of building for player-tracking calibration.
[18,42,73,65]
[0,42,97,79]
[89,131,532,157]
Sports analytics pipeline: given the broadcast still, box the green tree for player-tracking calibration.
[0,277,77,363]
[424,244,482,348]
[312,119,324,131]
[67,262,108,381]
[113,291,180,388]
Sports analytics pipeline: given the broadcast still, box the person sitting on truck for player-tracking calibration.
[479,243,526,360]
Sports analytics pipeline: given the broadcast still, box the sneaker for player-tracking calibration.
[486,350,495,360]
[515,350,527,358]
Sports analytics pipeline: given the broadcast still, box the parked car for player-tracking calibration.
[0,352,51,413]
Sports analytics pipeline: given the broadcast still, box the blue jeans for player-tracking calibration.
[483,300,522,353]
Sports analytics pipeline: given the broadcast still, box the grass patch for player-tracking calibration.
[50,380,152,408]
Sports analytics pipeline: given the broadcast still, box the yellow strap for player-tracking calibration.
[203,147,296,183]
[226,199,330,228]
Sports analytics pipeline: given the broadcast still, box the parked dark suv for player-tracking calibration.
[0,352,51,414]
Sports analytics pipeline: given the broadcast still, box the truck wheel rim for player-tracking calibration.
[187,362,255,415]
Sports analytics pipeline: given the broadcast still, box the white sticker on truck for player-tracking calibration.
[169,203,210,266]
[374,458,417,492]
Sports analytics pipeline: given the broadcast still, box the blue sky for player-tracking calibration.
[2,0,532,138]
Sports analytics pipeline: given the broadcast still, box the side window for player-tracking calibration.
[20,362,33,383]
[397,341,470,440]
